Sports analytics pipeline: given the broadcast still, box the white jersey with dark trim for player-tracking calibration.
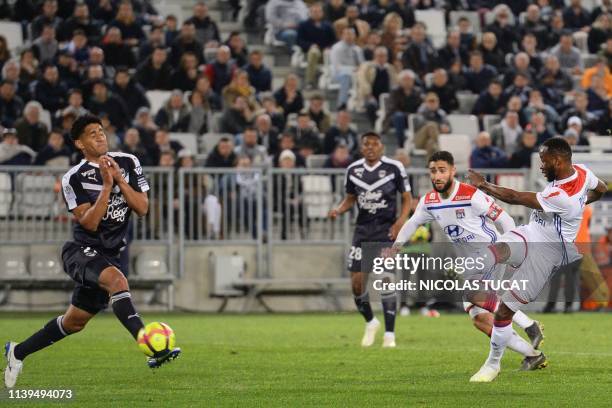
[344,156,411,225]
[61,151,149,252]
[409,181,506,244]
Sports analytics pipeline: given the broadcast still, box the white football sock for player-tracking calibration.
[485,321,512,369]
[512,311,534,330]
[506,330,539,357]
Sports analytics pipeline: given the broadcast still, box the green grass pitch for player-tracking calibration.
[0,312,611,407]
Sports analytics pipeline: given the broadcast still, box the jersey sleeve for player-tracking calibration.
[127,155,150,193]
[395,163,411,193]
[344,170,356,195]
[62,173,89,211]
[471,189,505,221]
[536,186,570,214]
[584,165,600,190]
[394,196,433,245]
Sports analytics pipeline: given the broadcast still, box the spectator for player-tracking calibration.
[490,111,523,154]
[112,68,149,118]
[333,5,370,46]
[55,49,80,89]
[582,57,612,97]
[170,22,204,66]
[152,128,184,165]
[472,79,504,118]
[437,29,468,70]
[596,99,612,135]
[204,45,235,95]
[273,148,305,240]
[401,22,436,78]
[0,80,24,128]
[226,31,249,67]
[357,0,384,29]
[307,94,332,134]
[265,0,308,49]
[457,16,476,51]
[379,13,402,60]
[530,112,555,145]
[463,51,498,94]
[505,94,528,127]
[170,51,199,92]
[164,15,180,45]
[222,69,257,110]
[109,0,145,47]
[185,1,220,46]
[324,109,358,155]
[520,33,544,73]
[219,95,253,135]
[563,116,590,145]
[65,88,89,117]
[538,55,574,110]
[32,25,58,64]
[386,0,414,29]
[428,68,458,115]
[92,0,117,25]
[413,92,451,155]
[297,2,337,89]
[272,133,306,167]
[154,89,191,132]
[470,131,509,168]
[586,74,609,115]
[158,150,176,167]
[187,91,210,135]
[260,93,286,131]
[363,30,383,61]
[31,0,62,41]
[560,91,599,132]
[33,129,70,165]
[138,25,165,61]
[133,107,158,152]
[502,72,532,107]
[520,4,548,50]
[329,28,364,109]
[503,52,536,88]
[243,50,272,93]
[194,75,222,111]
[356,46,397,124]
[18,49,38,86]
[57,2,101,43]
[254,113,280,155]
[509,130,538,168]
[273,73,304,118]
[588,12,611,54]
[386,69,422,147]
[287,111,321,155]
[523,89,560,132]
[563,0,592,31]
[550,31,584,74]
[205,137,237,167]
[234,127,268,166]
[0,128,35,164]
[324,143,353,168]
[485,5,517,55]
[324,0,346,23]
[120,127,152,165]
[86,80,130,131]
[601,35,612,67]
[135,46,173,90]
[101,26,135,68]
[34,63,67,114]
[544,10,566,49]
[479,32,505,72]
[14,101,48,152]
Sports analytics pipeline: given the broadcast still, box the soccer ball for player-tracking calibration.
[137,322,175,357]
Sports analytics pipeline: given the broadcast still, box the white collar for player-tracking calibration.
[363,160,382,172]
[553,167,577,186]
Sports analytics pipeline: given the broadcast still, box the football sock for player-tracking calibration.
[14,316,70,361]
[512,311,534,329]
[507,330,539,357]
[381,294,397,333]
[354,292,374,322]
[485,319,512,369]
[111,290,144,339]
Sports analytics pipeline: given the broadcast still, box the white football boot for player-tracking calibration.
[469,364,500,382]
[4,342,23,388]
[382,332,396,348]
[361,318,380,347]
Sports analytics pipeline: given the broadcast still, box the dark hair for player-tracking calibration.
[428,150,454,165]
[541,137,572,160]
[489,78,503,87]
[70,113,101,141]
[361,131,381,140]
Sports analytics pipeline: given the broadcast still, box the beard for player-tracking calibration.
[431,178,453,193]
[543,167,556,182]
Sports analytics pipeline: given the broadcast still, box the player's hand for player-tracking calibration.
[388,220,404,240]
[99,157,114,186]
[381,244,400,259]
[467,169,486,188]
[105,156,123,183]
[328,208,339,219]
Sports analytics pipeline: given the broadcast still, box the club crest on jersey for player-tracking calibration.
[354,168,364,178]
[81,168,97,182]
[455,208,465,219]
[378,170,386,178]
[83,247,97,257]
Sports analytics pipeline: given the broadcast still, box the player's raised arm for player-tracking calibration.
[468,169,543,210]
[70,159,114,232]
[106,155,149,217]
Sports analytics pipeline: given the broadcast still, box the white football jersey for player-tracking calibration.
[530,164,599,244]
[410,181,506,244]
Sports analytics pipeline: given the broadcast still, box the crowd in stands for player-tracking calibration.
[0,0,611,173]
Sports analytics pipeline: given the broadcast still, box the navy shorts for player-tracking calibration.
[348,222,393,273]
[61,242,122,315]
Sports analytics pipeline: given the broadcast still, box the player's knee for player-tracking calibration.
[100,268,129,293]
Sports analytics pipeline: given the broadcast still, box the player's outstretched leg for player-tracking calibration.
[512,311,545,349]
[5,305,93,388]
[352,272,380,347]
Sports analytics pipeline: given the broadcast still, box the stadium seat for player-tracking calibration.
[169,132,199,155]
[496,174,528,220]
[145,90,171,116]
[483,114,501,133]
[15,174,57,217]
[29,251,64,280]
[306,154,328,168]
[200,133,233,154]
[374,93,389,133]
[290,46,307,69]
[301,175,333,218]
[0,21,23,51]
[438,134,471,170]
[449,10,481,33]
[588,135,612,152]
[0,246,28,279]
[0,172,12,217]
[447,114,479,140]
[456,92,479,114]
[134,251,170,278]
[154,1,184,24]
[415,9,446,48]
